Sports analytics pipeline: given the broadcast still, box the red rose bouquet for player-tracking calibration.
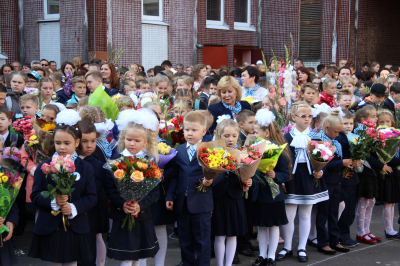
[10,116,33,137]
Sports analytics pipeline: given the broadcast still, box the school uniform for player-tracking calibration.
[166,142,225,266]
[56,89,71,105]
[200,92,210,107]
[28,156,97,263]
[107,152,160,261]
[250,156,289,227]
[3,131,24,148]
[337,132,360,242]
[92,136,118,164]
[358,153,382,199]
[238,131,247,148]
[104,87,119,97]
[379,155,400,203]
[65,94,81,106]
[384,97,397,121]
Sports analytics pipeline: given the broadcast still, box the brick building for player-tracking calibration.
[1,0,399,71]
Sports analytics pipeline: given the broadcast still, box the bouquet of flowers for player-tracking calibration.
[237,139,266,198]
[395,104,400,128]
[23,130,50,165]
[308,141,336,186]
[10,116,33,137]
[0,169,23,235]
[157,142,177,169]
[107,156,162,230]
[2,147,21,170]
[32,118,56,156]
[257,140,288,199]
[197,139,240,192]
[40,154,78,231]
[375,126,400,177]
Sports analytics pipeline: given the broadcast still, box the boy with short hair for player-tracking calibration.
[385,83,400,119]
[365,84,389,110]
[0,83,7,107]
[200,77,218,107]
[300,83,318,105]
[65,77,87,105]
[136,79,150,92]
[236,109,256,147]
[166,111,224,266]
[15,94,39,120]
[341,77,360,102]
[337,89,353,111]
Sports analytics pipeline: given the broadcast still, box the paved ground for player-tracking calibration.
[15,204,400,265]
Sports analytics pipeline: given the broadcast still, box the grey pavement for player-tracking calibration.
[15,204,400,265]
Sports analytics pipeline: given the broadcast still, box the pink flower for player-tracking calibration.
[64,161,75,173]
[311,141,318,146]
[41,163,51,175]
[54,155,64,166]
[50,161,60,172]
[320,150,327,157]
[323,142,330,147]
[278,97,286,107]
[327,156,333,161]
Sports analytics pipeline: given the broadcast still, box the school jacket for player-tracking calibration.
[212,172,243,199]
[337,132,359,186]
[56,89,71,105]
[4,131,24,148]
[31,157,97,235]
[384,98,396,120]
[166,142,225,214]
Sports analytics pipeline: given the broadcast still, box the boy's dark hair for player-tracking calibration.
[0,106,11,120]
[295,58,304,64]
[76,121,98,153]
[251,101,262,113]
[119,67,129,75]
[242,66,259,83]
[355,81,362,88]
[233,68,243,77]
[23,63,31,69]
[211,77,220,86]
[201,77,213,91]
[317,64,325,72]
[88,63,100,70]
[390,82,400,94]
[43,104,60,116]
[236,109,256,124]
[136,79,149,89]
[390,65,399,73]
[0,83,6,93]
[364,80,373,89]
[364,71,376,81]
[136,71,147,78]
[153,66,165,76]
[90,58,102,65]
[147,68,154,73]
[343,109,354,119]
[161,60,173,68]
[362,62,370,68]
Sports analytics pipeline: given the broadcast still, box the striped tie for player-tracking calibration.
[188,146,195,161]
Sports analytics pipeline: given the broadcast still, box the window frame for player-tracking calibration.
[206,0,225,26]
[43,0,60,20]
[234,0,251,28]
[142,0,163,22]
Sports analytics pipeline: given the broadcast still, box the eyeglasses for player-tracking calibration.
[295,114,313,119]
[27,80,37,84]
[42,64,48,66]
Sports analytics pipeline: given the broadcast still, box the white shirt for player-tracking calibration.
[186,142,200,160]
[121,149,146,157]
[1,131,9,144]
[241,86,269,101]
[389,96,399,105]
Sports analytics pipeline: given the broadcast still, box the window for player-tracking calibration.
[207,0,224,26]
[299,0,322,59]
[234,0,249,24]
[142,0,163,21]
[43,0,59,20]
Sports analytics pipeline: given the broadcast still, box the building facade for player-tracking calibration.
[1,0,399,70]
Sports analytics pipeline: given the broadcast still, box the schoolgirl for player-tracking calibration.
[251,109,290,266]
[212,118,251,266]
[318,78,338,108]
[278,101,329,263]
[152,73,170,99]
[175,76,206,110]
[37,77,57,111]
[28,110,97,265]
[107,108,160,266]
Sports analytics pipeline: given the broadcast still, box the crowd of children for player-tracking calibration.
[0,57,399,266]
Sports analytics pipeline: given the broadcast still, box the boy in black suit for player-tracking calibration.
[385,82,400,121]
[166,111,224,266]
[236,109,256,147]
[200,77,219,108]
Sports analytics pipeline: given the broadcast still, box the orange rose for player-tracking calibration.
[114,169,125,182]
[154,169,162,178]
[136,162,148,170]
[130,170,144,182]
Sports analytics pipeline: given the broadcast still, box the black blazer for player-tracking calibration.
[104,88,119,97]
[31,157,97,235]
[212,172,243,199]
[337,132,359,186]
[384,98,396,121]
[56,90,70,105]
[4,132,24,149]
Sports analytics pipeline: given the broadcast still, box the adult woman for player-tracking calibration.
[186,66,193,75]
[101,62,123,93]
[352,72,366,84]
[372,62,380,75]
[72,56,83,69]
[297,66,311,86]
[60,61,74,76]
[0,64,13,76]
[207,76,251,134]
[191,64,208,91]
[73,67,87,78]
[241,66,268,100]
[138,65,145,73]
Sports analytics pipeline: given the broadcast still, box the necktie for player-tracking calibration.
[188,146,195,161]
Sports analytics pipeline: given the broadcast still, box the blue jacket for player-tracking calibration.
[252,155,290,203]
[104,87,119,97]
[212,172,243,199]
[207,101,251,135]
[166,142,225,214]
[31,157,97,235]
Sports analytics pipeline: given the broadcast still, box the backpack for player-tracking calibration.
[194,98,200,110]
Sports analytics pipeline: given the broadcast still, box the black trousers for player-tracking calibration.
[338,185,358,241]
[316,183,341,247]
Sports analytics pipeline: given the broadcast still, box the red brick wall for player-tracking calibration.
[60,0,85,62]
[23,0,42,63]
[261,0,300,65]
[86,0,107,60]
[197,0,258,68]
[0,0,20,64]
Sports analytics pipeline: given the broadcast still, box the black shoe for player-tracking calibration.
[250,243,260,251]
[307,238,318,248]
[350,238,359,246]
[233,253,241,264]
[252,256,265,266]
[275,248,293,261]
[238,249,256,257]
[265,258,276,266]
[332,245,350,253]
[175,262,183,266]
[317,246,336,255]
[341,238,357,248]
[385,230,400,240]
[297,249,308,263]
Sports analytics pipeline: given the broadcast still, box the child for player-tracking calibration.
[18,94,39,119]
[38,77,57,110]
[384,83,400,120]
[136,79,150,92]
[278,101,328,263]
[115,96,135,111]
[251,109,290,266]
[236,109,256,147]
[318,78,338,107]
[311,112,328,132]
[341,77,360,103]
[144,101,162,119]
[41,104,60,124]
[376,110,400,239]
[365,84,389,109]
[77,96,89,110]
[123,78,136,94]
[65,77,87,105]
[312,110,352,255]
[173,100,193,128]
[0,106,24,148]
[200,77,218,107]
[176,76,205,110]
[49,72,65,93]
[28,110,97,265]
[152,74,169,99]
[6,71,27,114]
[108,108,160,266]
[166,111,224,266]
[0,84,7,107]
[301,83,317,106]
[261,96,271,110]
[337,88,353,111]
[212,118,251,266]
[197,110,214,141]
[356,82,365,98]
[208,94,220,106]
[354,105,383,244]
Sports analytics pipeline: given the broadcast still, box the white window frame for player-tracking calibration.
[206,0,224,26]
[142,0,163,22]
[43,0,60,20]
[234,0,251,28]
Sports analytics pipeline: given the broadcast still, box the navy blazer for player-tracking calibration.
[212,172,243,199]
[104,87,119,97]
[166,142,225,214]
[207,101,251,135]
[106,154,160,222]
[6,201,18,226]
[252,155,290,203]
[83,154,109,201]
[56,90,70,105]
[337,132,360,186]
[31,157,97,235]
[384,98,396,121]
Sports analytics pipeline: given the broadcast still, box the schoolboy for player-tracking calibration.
[14,94,39,120]
[236,109,256,147]
[384,83,400,119]
[136,79,150,92]
[337,89,353,111]
[0,84,7,107]
[166,111,224,266]
[365,84,389,110]
[200,77,219,107]
[65,77,87,105]
[300,82,318,106]
[337,110,361,247]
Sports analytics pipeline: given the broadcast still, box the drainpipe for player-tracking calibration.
[106,0,112,58]
[256,0,261,48]
[353,0,359,67]
[19,0,24,63]
[83,0,89,62]
[331,0,337,63]
[193,0,198,65]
